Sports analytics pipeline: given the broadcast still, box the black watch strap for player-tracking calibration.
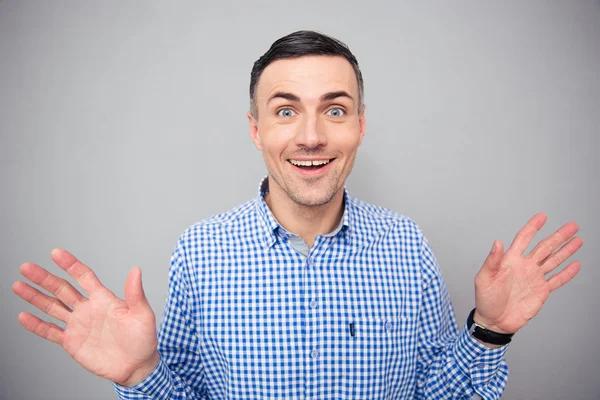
[467,308,514,346]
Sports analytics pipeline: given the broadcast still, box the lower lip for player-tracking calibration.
[288,159,335,177]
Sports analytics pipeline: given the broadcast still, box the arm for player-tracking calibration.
[12,249,161,387]
[113,240,205,400]
[12,244,205,399]
[416,213,583,399]
[415,237,508,400]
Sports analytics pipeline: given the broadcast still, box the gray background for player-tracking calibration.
[1,1,598,399]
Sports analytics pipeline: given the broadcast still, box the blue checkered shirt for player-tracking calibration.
[113,180,509,399]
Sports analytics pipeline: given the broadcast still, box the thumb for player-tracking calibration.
[125,266,150,312]
[481,240,504,275]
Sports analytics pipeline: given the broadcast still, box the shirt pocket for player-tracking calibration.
[339,316,417,399]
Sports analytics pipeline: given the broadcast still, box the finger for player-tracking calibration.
[13,281,72,323]
[50,248,105,294]
[508,212,548,254]
[17,312,65,346]
[547,261,581,292]
[19,262,86,307]
[124,266,150,313]
[480,240,505,275]
[528,221,579,263]
[540,236,583,275]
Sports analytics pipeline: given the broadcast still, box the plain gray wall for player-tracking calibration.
[1,1,598,399]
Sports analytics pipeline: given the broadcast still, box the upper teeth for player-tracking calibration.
[289,159,331,166]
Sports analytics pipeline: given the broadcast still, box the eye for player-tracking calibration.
[277,108,296,117]
[326,107,345,117]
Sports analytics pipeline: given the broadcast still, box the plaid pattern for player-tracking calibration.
[114,179,508,399]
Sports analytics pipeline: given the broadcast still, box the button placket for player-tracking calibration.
[303,252,320,397]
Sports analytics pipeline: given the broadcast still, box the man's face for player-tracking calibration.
[248,55,366,207]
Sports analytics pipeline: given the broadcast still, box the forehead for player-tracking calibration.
[256,55,358,102]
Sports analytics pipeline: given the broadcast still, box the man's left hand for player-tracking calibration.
[473,212,583,335]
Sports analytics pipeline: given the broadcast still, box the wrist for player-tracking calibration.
[118,351,161,387]
[467,308,514,346]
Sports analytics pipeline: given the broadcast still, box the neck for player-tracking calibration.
[264,177,344,248]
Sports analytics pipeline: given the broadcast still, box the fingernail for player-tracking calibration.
[490,241,496,253]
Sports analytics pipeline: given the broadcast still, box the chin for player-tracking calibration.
[287,186,339,207]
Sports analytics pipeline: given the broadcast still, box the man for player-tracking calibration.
[13,31,582,399]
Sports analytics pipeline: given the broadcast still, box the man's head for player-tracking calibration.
[248,31,366,208]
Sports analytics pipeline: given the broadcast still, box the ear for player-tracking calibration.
[358,104,367,145]
[247,111,263,150]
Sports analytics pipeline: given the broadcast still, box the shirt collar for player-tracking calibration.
[255,177,352,249]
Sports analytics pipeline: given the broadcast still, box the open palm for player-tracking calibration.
[474,213,583,334]
[13,249,160,386]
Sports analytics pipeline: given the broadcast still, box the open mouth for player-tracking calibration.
[288,158,335,172]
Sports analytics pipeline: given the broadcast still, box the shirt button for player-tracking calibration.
[306,257,313,267]
[310,300,318,309]
[310,349,319,359]
[385,322,392,333]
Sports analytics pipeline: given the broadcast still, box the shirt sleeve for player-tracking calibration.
[415,236,509,400]
[113,239,205,400]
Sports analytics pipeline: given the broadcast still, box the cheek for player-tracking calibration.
[331,124,363,153]
[260,124,297,157]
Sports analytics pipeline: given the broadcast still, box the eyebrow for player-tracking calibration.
[320,91,354,103]
[267,91,355,104]
[267,92,301,103]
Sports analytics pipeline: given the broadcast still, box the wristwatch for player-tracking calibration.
[467,308,514,346]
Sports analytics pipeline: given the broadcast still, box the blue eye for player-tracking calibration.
[277,108,296,117]
[326,107,345,117]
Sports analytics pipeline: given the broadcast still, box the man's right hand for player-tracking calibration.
[12,249,160,387]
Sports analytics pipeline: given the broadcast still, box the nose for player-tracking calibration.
[294,114,327,149]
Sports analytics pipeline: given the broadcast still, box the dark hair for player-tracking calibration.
[249,30,364,117]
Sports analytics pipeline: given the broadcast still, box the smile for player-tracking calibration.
[288,159,333,167]
[287,158,335,175]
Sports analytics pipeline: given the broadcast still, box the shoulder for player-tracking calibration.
[175,199,260,253]
[347,195,424,240]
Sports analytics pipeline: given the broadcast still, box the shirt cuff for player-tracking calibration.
[453,324,509,387]
[113,356,173,400]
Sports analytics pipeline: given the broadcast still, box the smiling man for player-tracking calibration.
[13,31,583,400]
